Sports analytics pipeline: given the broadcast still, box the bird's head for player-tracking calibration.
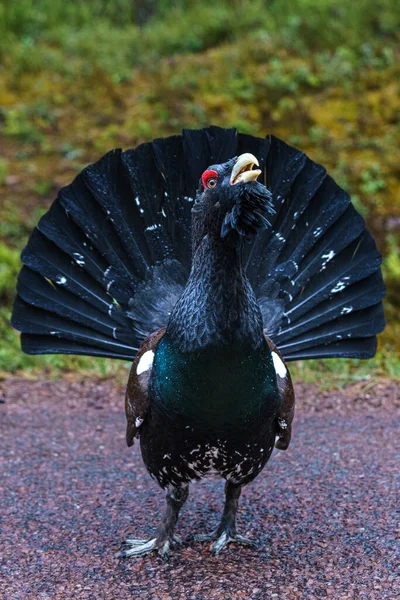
[192,153,274,249]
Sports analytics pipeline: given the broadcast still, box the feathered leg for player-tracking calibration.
[195,481,255,555]
[117,485,189,559]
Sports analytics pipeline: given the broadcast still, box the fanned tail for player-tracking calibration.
[11,128,385,361]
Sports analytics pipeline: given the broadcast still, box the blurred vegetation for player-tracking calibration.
[0,0,399,385]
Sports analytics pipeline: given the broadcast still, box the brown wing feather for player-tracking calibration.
[125,328,166,447]
[265,335,295,450]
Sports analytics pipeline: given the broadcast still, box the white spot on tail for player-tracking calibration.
[321,250,335,269]
[331,277,350,294]
[136,350,154,375]
[73,252,85,266]
[272,352,287,378]
[56,275,67,285]
[275,232,285,242]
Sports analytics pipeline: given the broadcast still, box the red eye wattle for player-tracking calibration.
[202,169,218,190]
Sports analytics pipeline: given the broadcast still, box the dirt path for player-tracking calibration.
[1,377,399,599]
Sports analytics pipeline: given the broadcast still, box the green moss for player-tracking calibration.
[290,351,400,391]
[0,158,8,186]
[383,236,400,282]
[0,244,20,301]
[2,0,400,82]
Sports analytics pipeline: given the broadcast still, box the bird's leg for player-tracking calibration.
[117,485,189,559]
[195,481,255,555]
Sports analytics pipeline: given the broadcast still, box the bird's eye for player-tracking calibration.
[201,169,218,190]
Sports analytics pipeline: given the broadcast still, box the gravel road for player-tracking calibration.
[0,376,399,599]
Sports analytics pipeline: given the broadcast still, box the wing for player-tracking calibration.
[125,328,166,447]
[265,335,295,451]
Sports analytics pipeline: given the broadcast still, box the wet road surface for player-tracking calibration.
[1,377,399,599]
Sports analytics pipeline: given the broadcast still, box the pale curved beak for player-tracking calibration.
[230,153,261,186]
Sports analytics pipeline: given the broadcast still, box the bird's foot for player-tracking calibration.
[116,534,182,560]
[194,530,256,555]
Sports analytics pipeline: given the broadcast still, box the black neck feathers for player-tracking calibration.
[166,233,264,352]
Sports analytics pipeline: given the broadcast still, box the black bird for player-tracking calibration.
[11,127,385,558]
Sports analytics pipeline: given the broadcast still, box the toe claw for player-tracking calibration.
[157,540,171,560]
[116,537,158,558]
[193,532,217,542]
[116,534,181,559]
[234,534,257,548]
[172,534,183,546]
[194,530,255,554]
[211,532,230,555]
[123,538,149,546]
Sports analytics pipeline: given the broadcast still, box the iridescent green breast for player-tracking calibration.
[151,336,280,434]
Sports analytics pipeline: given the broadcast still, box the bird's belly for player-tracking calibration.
[141,415,276,489]
[180,436,276,484]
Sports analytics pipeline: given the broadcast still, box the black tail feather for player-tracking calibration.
[278,303,385,355]
[280,232,383,325]
[13,298,137,355]
[21,333,135,360]
[11,127,385,362]
[276,271,386,343]
[283,336,378,361]
[21,231,118,311]
[83,149,153,275]
[16,267,133,340]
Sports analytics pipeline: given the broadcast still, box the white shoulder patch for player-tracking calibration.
[272,351,287,378]
[136,350,154,375]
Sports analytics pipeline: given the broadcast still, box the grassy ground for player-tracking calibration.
[0,0,399,386]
